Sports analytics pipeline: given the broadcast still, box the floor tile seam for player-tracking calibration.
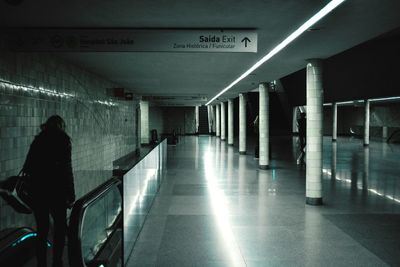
[173,137,398,266]
[319,214,393,261]
[187,217,251,267]
[125,168,170,265]
[340,241,392,267]
[217,142,275,267]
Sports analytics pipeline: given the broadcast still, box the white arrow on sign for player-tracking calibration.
[241,37,251,47]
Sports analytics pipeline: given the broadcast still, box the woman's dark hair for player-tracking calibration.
[40,115,66,131]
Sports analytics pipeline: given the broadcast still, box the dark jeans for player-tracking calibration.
[255,133,259,158]
[299,135,306,153]
[299,135,306,164]
[33,201,67,267]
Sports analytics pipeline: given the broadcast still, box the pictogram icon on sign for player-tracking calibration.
[241,37,251,47]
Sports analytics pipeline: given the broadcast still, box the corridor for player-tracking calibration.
[127,136,400,267]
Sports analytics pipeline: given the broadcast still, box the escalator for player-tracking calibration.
[0,178,122,267]
[0,227,46,266]
[68,178,122,267]
[387,129,400,143]
[198,105,209,134]
[1,139,167,267]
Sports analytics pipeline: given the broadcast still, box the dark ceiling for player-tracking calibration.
[1,0,400,106]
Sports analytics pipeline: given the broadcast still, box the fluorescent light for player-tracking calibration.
[206,0,346,105]
[370,96,400,102]
[330,100,363,105]
[337,100,356,105]
[324,96,400,106]
[0,79,118,106]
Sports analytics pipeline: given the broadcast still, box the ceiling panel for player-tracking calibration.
[1,0,400,105]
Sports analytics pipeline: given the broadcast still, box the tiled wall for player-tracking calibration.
[0,52,137,229]
[140,100,149,144]
[149,106,164,138]
[164,107,196,134]
[149,106,196,135]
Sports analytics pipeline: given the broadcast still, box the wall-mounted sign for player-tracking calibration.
[8,29,257,53]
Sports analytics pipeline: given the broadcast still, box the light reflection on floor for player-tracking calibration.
[127,136,400,267]
[203,147,246,267]
[323,138,400,207]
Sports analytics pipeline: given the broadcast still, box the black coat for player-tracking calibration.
[298,117,306,137]
[23,129,75,205]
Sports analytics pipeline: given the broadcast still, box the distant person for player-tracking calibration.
[150,129,158,145]
[253,115,259,158]
[297,112,306,164]
[23,115,75,267]
[172,129,178,145]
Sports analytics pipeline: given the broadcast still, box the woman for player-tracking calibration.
[297,112,307,164]
[23,115,75,267]
[253,115,259,158]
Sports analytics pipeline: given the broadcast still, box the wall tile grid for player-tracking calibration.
[159,107,196,135]
[0,52,137,229]
[149,106,164,137]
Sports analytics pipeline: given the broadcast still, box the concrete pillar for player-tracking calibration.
[364,99,370,146]
[239,93,247,154]
[306,59,323,206]
[216,104,220,137]
[212,105,216,133]
[228,99,234,146]
[207,105,212,133]
[259,83,270,169]
[332,102,337,142]
[363,147,369,191]
[221,102,226,141]
[331,142,337,180]
[195,106,199,134]
[140,100,149,144]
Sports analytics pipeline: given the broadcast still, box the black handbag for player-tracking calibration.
[0,171,33,214]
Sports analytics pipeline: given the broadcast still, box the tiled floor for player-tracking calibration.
[126,136,400,267]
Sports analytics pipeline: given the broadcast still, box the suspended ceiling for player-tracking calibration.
[1,0,400,105]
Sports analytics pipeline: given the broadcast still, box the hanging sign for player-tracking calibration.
[8,29,258,53]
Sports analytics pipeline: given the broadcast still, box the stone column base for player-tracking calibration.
[259,165,270,170]
[306,197,323,205]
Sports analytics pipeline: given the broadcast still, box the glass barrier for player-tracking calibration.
[69,139,167,267]
[81,185,121,262]
[123,139,167,264]
[69,178,122,267]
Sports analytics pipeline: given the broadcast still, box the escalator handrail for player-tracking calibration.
[68,177,121,267]
[0,227,35,254]
[126,137,167,173]
[387,129,400,143]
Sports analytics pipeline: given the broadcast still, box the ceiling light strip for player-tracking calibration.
[206,0,346,105]
[370,96,400,102]
[323,96,400,106]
